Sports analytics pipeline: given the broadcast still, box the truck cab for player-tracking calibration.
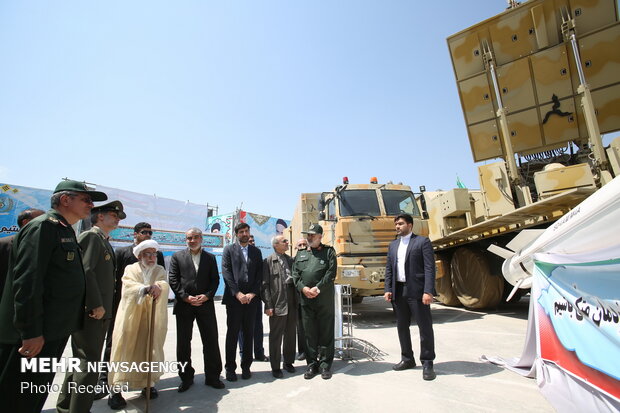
[288,178,427,301]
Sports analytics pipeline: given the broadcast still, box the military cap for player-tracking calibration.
[54,180,107,202]
[302,223,323,235]
[91,200,126,219]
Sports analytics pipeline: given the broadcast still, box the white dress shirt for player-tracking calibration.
[191,250,201,272]
[240,244,248,261]
[396,233,412,282]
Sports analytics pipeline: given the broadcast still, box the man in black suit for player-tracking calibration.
[102,222,166,409]
[169,227,224,392]
[384,213,436,381]
[221,222,263,382]
[0,209,44,297]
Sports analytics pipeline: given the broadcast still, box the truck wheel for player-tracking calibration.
[435,256,460,306]
[450,247,503,309]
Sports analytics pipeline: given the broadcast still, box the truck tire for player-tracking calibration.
[450,247,503,309]
[435,256,460,306]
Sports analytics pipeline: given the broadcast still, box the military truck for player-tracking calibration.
[286,178,427,302]
[421,0,620,309]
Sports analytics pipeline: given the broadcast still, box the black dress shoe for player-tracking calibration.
[254,355,269,362]
[177,379,193,393]
[296,352,306,361]
[320,367,332,380]
[241,369,252,380]
[304,366,318,380]
[272,369,283,378]
[284,363,295,373]
[225,371,237,382]
[392,360,416,371]
[108,393,127,410]
[141,387,158,399]
[205,379,225,389]
[423,363,436,381]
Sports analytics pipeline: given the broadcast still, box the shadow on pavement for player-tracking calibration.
[434,360,504,378]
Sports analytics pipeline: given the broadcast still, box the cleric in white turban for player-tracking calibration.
[109,239,169,400]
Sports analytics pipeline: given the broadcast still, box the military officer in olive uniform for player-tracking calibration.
[57,201,125,413]
[0,180,107,413]
[292,224,337,380]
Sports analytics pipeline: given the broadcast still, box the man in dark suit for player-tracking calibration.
[57,200,125,413]
[221,222,263,382]
[169,227,224,392]
[101,221,166,409]
[384,213,437,381]
[0,209,44,297]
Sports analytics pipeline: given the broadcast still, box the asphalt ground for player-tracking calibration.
[42,295,553,413]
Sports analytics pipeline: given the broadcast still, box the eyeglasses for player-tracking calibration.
[142,252,158,257]
[296,244,307,249]
[280,240,289,244]
[139,230,153,235]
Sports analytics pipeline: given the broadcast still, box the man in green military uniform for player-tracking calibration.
[292,224,337,380]
[0,180,107,413]
[57,200,125,413]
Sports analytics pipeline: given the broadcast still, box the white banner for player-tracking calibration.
[95,185,209,232]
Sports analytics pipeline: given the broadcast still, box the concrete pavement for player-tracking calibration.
[43,295,552,412]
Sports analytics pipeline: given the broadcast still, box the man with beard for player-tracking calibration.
[292,224,336,380]
[57,201,125,413]
[221,223,263,382]
[0,180,107,413]
[384,214,436,381]
[108,240,169,401]
[102,222,165,409]
[169,228,224,392]
[238,234,268,364]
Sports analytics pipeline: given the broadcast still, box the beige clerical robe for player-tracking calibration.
[109,262,169,389]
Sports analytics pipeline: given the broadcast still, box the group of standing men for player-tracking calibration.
[0,180,172,413]
[0,178,437,413]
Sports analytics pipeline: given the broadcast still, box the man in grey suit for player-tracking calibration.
[221,222,263,382]
[384,213,436,381]
[57,200,125,413]
[169,228,224,392]
[262,235,297,378]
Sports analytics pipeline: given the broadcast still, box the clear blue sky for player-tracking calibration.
[1,1,617,219]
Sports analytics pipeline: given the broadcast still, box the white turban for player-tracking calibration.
[133,239,160,259]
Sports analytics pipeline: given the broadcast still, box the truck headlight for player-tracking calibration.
[342,269,360,278]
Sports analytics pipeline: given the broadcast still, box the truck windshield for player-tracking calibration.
[339,190,381,217]
[381,190,420,216]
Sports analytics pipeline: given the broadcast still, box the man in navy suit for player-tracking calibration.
[384,214,436,380]
[221,222,263,382]
[169,228,224,393]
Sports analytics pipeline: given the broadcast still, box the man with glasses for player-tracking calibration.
[292,224,337,380]
[169,228,224,392]
[103,222,165,409]
[57,201,125,413]
[0,180,107,413]
[262,235,298,378]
